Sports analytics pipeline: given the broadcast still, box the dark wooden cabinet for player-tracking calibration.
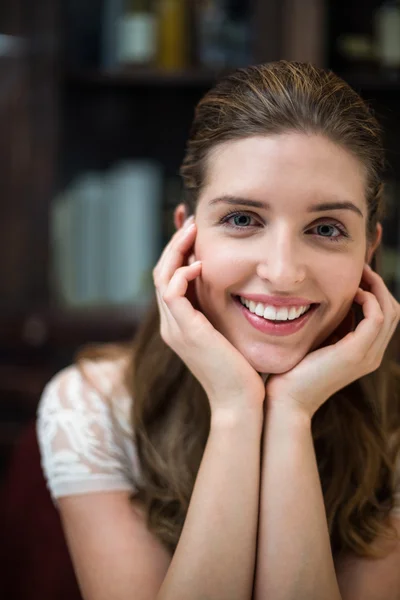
[0,0,57,311]
[0,0,58,475]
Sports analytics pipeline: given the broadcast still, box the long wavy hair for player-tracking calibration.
[76,61,400,561]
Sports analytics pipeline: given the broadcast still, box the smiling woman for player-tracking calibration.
[36,61,400,600]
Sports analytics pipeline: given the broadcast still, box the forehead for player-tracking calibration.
[199,133,366,211]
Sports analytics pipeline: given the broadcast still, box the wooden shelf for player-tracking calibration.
[64,67,400,93]
[339,70,400,92]
[65,66,235,88]
[0,303,149,351]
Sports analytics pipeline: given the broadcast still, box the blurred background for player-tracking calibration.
[0,1,400,597]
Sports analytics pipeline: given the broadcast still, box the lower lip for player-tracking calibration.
[233,296,319,337]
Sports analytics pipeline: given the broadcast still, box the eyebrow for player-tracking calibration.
[208,195,364,218]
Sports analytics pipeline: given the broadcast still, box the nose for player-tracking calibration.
[255,226,307,287]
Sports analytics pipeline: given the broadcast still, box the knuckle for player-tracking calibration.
[152,267,159,282]
[189,315,207,340]
[162,291,173,304]
[176,265,187,276]
[160,327,169,344]
[368,358,381,373]
[366,352,382,371]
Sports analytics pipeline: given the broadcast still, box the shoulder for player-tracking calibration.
[37,356,131,441]
[36,356,142,501]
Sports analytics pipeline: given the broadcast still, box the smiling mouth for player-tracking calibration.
[233,295,319,323]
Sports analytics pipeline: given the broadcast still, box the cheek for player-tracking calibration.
[193,240,250,314]
[195,238,246,286]
[312,262,363,347]
[320,262,361,300]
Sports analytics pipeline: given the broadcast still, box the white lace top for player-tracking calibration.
[36,357,142,501]
[37,357,400,517]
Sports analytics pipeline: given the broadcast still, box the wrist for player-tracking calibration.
[210,405,264,430]
[266,399,313,430]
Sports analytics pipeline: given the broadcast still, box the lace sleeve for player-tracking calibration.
[36,362,138,501]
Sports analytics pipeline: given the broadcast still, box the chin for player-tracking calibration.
[239,343,307,375]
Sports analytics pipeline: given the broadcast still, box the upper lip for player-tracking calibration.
[235,294,318,307]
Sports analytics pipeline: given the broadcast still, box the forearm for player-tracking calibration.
[157,406,264,600]
[254,403,341,600]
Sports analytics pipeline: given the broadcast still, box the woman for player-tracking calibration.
[37,61,400,600]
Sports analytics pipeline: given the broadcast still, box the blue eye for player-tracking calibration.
[310,223,348,243]
[231,214,254,228]
[220,211,349,243]
[220,211,259,230]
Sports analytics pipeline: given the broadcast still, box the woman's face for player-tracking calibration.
[182,133,381,375]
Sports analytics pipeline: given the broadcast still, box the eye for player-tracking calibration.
[219,211,349,242]
[309,222,349,243]
[220,211,260,230]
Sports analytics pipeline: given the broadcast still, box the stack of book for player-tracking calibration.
[51,160,163,307]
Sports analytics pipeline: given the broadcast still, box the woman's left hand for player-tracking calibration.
[265,263,400,419]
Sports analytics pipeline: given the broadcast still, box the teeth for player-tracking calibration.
[255,303,264,316]
[264,305,278,320]
[239,297,311,321]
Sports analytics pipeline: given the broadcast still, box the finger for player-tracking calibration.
[154,223,194,281]
[362,265,399,313]
[155,286,173,327]
[154,224,197,292]
[349,288,385,360]
[162,261,203,330]
[155,287,184,347]
[361,265,400,349]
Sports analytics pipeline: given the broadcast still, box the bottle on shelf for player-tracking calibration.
[374,1,400,80]
[336,33,375,76]
[194,0,251,70]
[223,0,251,67]
[194,0,229,69]
[116,0,158,67]
[156,0,188,71]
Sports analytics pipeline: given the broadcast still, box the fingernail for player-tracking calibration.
[183,215,195,229]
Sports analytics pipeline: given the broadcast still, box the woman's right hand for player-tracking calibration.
[153,216,267,417]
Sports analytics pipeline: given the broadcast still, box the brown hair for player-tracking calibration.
[76,61,400,561]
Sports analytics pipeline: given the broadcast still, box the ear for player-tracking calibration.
[366,222,382,265]
[173,203,197,265]
[173,203,188,231]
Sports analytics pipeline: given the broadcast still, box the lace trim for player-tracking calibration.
[36,360,140,499]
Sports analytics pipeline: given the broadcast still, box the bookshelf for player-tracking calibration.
[1,0,400,475]
[0,0,292,476]
[65,66,228,87]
